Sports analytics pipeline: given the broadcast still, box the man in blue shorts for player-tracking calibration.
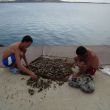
[2,35,37,80]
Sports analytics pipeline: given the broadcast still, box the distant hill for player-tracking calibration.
[0,0,61,2]
[16,0,60,2]
[0,0,110,3]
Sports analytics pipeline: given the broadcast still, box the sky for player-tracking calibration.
[0,0,110,2]
[61,0,110,3]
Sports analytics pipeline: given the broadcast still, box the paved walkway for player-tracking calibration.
[0,68,110,110]
[0,46,110,110]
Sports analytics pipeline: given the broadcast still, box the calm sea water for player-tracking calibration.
[0,3,110,46]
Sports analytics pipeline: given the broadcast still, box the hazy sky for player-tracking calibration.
[0,0,110,2]
[61,0,110,3]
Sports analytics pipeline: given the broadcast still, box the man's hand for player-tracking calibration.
[25,65,30,69]
[30,72,37,80]
[77,61,85,67]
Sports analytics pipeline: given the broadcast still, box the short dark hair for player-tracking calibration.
[21,35,33,43]
[76,46,87,55]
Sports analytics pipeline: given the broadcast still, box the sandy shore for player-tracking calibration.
[1,45,110,66]
[0,45,110,110]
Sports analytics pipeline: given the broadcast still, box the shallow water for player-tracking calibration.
[0,3,110,45]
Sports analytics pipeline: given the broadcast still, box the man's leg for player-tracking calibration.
[8,67,19,74]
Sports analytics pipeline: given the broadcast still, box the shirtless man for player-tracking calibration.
[2,35,37,79]
[68,46,100,93]
[74,46,99,76]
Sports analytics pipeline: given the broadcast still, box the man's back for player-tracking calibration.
[3,42,20,59]
[86,49,99,69]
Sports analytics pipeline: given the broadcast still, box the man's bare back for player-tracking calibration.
[79,48,99,69]
[3,42,23,60]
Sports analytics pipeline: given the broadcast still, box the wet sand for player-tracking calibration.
[1,45,110,66]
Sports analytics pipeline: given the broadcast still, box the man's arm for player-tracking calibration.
[73,56,89,77]
[74,56,80,65]
[65,58,74,66]
[14,49,37,79]
[22,50,29,68]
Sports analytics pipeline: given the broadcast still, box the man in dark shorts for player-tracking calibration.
[68,46,100,93]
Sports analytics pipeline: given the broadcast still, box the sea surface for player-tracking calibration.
[0,3,110,46]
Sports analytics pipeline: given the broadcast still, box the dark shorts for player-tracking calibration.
[86,67,96,75]
[2,53,16,67]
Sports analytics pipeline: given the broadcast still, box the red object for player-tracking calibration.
[86,67,96,75]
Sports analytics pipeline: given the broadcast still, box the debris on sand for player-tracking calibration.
[28,89,35,95]
[27,56,73,95]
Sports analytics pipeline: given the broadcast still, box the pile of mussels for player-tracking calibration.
[27,56,73,94]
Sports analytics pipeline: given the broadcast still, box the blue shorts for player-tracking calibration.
[2,53,16,67]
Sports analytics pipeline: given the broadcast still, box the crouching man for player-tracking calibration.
[68,46,100,93]
[2,35,37,80]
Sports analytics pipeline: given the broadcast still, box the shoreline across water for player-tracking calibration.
[0,45,110,65]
